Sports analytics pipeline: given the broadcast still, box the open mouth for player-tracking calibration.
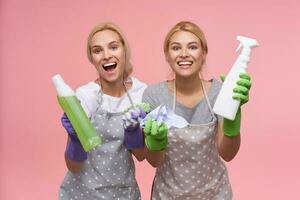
[177,61,193,66]
[102,62,117,72]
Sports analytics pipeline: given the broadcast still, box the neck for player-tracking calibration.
[174,74,202,95]
[97,78,126,97]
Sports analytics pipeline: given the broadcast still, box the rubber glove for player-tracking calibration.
[144,117,168,151]
[122,103,150,150]
[222,73,252,137]
[61,113,88,161]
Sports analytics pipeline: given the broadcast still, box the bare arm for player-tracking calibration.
[145,147,165,168]
[131,147,146,161]
[216,120,241,162]
[65,157,84,173]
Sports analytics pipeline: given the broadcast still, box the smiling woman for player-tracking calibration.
[58,22,147,200]
[90,30,126,87]
[142,21,252,199]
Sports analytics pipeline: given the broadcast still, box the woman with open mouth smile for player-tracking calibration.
[58,22,148,200]
[142,21,252,200]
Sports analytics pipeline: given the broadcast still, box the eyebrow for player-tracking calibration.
[170,42,180,46]
[91,41,120,48]
[170,41,200,46]
[188,42,200,45]
[109,41,120,45]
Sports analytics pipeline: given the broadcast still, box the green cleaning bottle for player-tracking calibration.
[52,74,101,152]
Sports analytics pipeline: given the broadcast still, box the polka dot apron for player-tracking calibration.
[151,79,232,200]
[59,87,141,200]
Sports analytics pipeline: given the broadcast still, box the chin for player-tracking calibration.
[175,71,197,78]
[103,75,123,84]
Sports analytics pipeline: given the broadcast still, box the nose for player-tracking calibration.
[103,48,112,60]
[180,48,189,58]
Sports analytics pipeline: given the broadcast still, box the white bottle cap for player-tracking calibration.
[52,74,74,97]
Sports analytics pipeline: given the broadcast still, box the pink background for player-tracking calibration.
[1,0,300,199]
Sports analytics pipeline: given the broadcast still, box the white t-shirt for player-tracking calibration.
[75,77,147,117]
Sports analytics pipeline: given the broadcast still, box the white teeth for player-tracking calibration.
[103,62,116,67]
[178,61,192,66]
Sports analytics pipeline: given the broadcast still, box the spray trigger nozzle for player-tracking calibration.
[235,35,259,55]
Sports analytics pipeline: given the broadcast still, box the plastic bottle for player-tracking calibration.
[213,35,259,120]
[52,74,101,152]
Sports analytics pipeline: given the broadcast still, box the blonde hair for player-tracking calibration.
[87,22,133,79]
[163,21,208,55]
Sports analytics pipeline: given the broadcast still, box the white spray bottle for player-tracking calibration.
[213,35,259,120]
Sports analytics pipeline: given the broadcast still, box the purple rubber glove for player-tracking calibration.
[61,113,87,161]
[122,106,147,150]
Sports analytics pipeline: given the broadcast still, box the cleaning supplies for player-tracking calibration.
[52,74,101,152]
[213,35,259,120]
[122,103,150,150]
[141,105,189,129]
[144,117,168,151]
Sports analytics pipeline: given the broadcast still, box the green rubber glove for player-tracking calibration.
[137,102,151,114]
[144,117,168,151]
[221,73,252,137]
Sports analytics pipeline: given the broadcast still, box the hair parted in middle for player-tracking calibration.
[163,21,208,56]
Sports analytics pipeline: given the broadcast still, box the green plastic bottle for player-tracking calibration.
[52,74,101,152]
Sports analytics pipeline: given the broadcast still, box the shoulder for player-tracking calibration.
[124,77,148,105]
[205,78,222,98]
[143,81,167,96]
[129,77,147,94]
[142,81,168,110]
[210,78,222,93]
[75,81,100,117]
[210,79,223,120]
[75,81,100,98]
[207,79,222,113]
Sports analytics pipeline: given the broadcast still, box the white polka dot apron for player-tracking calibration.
[151,80,232,200]
[59,88,141,200]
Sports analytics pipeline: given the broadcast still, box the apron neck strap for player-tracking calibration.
[96,78,135,112]
[123,81,135,107]
[172,73,215,119]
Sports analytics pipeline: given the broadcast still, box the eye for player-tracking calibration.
[189,45,198,50]
[171,46,181,51]
[92,48,102,54]
[110,45,118,50]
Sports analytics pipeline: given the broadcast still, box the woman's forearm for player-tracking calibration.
[64,137,85,173]
[145,148,165,168]
[131,148,146,161]
[65,156,84,173]
[217,121,241,162]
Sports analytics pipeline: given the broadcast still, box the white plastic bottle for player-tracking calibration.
[213,36,259,120]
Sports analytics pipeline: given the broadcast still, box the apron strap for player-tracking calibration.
[172,81,176,113]
[172,73,216,120]
[123,81,135,108]
[199,73,216,120]
[94,77,135,115]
